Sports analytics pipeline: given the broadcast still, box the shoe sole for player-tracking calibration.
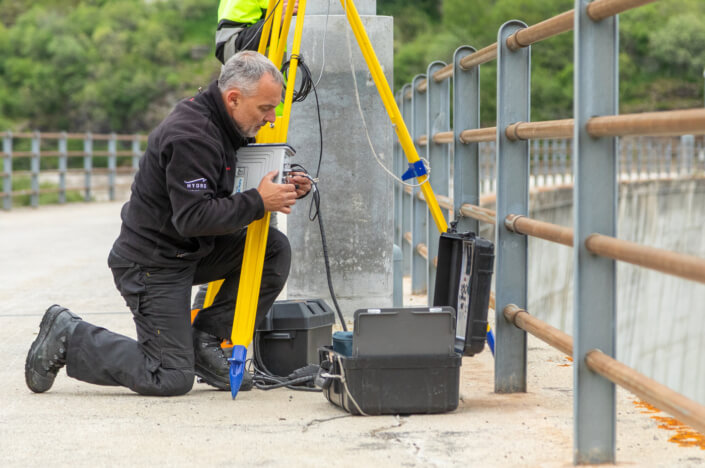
[25,306,66,393]
[194,365,254,392]
[194,364,230,391]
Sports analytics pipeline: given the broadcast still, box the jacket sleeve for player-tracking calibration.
[163,137,265,237]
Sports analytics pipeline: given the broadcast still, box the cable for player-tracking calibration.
[250,335,322,391]
[341,0,429,188]
[280,54,315,103]
[312,0,332,88]
[281,53,347,331]
[288,165,347,332]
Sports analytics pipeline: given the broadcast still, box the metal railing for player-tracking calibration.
[393,0,705,464]
[1,131,146,210]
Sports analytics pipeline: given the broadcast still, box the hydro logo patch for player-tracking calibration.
[184,177,208,191]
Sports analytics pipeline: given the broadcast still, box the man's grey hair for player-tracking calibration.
[218,51,284,96]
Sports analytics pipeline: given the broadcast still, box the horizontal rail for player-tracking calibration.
[506,10,574,51]
[459,127,496,144]
[505,109,705,141]
[416,243,427,260]
[586,0,659,22]
[504,304,572,355]
[505,214,573,247]
[418,135,428,146]
[585,349,705,435]
[585,234,705,284]
[414,43,499,93]
[506,119,574,141]
[433,131,454,144]
[587,109,705,137]
[403,232,412,245]
[460,203,497,225]
[503,304,705,435]
[460,43,498,70]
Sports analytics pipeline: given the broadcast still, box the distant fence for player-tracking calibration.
[1,131,147,210]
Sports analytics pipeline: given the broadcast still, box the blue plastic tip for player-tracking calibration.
[228,345,248,399]
[487,329,495,356]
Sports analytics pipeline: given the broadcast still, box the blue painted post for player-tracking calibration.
[494,20,530,393]
[58,132,67,204]
[453,46,481,235]
[31,131,40,208]
[2,132,12,210]
[84,133,92,202]
[573,0,619,462]
[426,61,451,301]
[410,74,428,295]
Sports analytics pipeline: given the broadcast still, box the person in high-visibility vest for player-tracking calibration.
[216,0,298,65]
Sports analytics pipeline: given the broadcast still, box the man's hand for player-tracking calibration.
[257,170,297,214]
[287,171,312,198]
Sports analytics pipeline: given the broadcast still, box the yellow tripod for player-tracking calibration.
[203,0,449,398]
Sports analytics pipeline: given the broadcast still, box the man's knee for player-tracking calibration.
[134,369,195,397]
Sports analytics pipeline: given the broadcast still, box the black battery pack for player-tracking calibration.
[255,299,335,377]
[433,230,495,356]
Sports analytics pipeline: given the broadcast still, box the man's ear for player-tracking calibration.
[224,89,242,111]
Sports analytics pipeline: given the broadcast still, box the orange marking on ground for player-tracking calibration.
[632,399,705,450]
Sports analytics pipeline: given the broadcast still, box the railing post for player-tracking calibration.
[108,133,117,201]
[2,131,12,210]
[453,45,480,235]
[425,61,450,301]
[494,20,530,394]
[400,84,412,276]
[31,131,40,208]
[58,132,68,204]
[394,91,402,250]
[84,132,93,202]
[410,74,428,295]
[573,0,619,463]
[131,135,141,173]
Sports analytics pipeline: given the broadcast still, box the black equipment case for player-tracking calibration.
[319,307,461,415]
[255,299,334,377]
[318,229,494,415]
[433,230,495,356]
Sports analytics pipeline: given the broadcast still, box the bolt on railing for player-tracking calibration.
[394,0,705,464]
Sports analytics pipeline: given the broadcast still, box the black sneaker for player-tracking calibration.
[193,329,252,391]
[25,305,82,393]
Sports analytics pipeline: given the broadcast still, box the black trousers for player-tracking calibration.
[65,228,291,396]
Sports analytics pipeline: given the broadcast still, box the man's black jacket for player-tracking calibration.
[111,80,265,267]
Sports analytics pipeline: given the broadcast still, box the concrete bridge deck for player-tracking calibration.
[1,202,703,467]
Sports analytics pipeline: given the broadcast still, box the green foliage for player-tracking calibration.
[1,0,704,132]
[0,0,219,133]
[381,0,705,125]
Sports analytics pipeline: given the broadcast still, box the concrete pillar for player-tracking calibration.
[285,0,394,317]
